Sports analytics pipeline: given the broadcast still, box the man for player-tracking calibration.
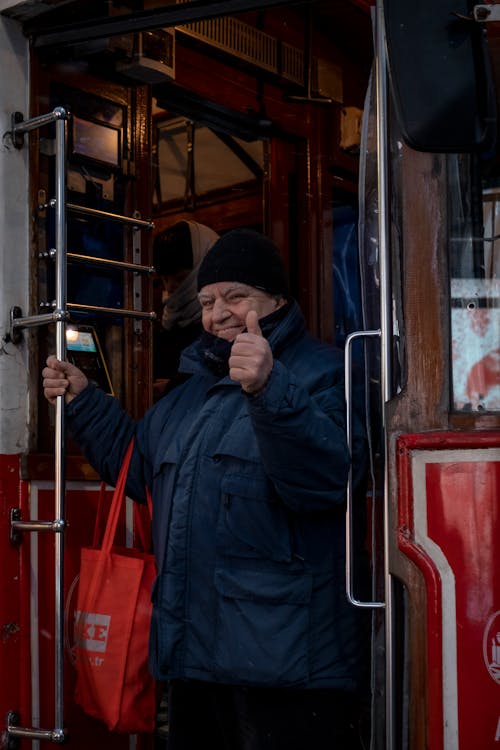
[43,228,369,749]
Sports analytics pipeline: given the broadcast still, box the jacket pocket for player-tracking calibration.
[213,414,260,463]
[151,443,180,564]
[213,566,312,686]
[216,473,293,562]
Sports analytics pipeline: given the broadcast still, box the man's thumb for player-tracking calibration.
[245,310,262,336]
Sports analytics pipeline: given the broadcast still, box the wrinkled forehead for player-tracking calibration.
[198,281,263,299]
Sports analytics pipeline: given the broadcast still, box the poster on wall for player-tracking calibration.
[451,278,500,411]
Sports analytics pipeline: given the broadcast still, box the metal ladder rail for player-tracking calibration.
[12,210,157,343]
[40,198,155,229]
[44,249,155,276]
[7,106,69,744]
[34,203,156,326]
[6,107,155,743]
[36,246,157,323]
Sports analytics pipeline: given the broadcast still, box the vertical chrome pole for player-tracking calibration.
[53,107,68,741]
[376,0,392,402]
[375,3,394,749]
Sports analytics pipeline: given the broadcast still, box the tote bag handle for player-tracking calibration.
[100,438,135,554]
[93,438,153,552]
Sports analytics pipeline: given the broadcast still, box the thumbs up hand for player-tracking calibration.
[229,310,273,394]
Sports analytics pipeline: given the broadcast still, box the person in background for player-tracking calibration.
[42,228,369,750]
[153,220,219,396]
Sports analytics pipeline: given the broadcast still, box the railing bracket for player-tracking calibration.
[10,113,24,149]
[4,712,21,749]
[8,307,23,345]
[9,509,22,546]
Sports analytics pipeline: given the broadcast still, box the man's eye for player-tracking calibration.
[227,293,245,303]
[200,299,214,309]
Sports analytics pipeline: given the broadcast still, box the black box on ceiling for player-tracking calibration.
[115,29,175,84]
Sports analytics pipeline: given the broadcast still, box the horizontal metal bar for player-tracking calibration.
[67,252,155,275]
[7,726,65,743]
[6,710,65,742]
[31,0,297,49]
[67,203,154,229]
[11,309,69,330]
[40,248,156,275]
[11,107,69,135]
[11,520,65,533]
[67,302,156,320]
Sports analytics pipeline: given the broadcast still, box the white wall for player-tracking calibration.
[0,0,32,10]
[0,14,30,454]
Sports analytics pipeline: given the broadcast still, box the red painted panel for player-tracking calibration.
[398,432,500,750]
[426,460,500,748]
[0,455,23,733]
[397,445,444,750]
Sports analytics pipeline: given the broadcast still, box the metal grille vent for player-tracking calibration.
[174,5,304,85]
[281,42,303,84]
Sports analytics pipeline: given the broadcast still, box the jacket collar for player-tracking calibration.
[179,299,306,377]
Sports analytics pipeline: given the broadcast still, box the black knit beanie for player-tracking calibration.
[197,228,289,296]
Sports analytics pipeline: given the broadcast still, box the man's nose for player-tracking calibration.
[211,297,230,321]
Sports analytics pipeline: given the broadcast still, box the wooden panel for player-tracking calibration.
[387,147,450,749]
[125,84,154,420]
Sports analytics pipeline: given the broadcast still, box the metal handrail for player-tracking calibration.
[67,202,154,229]
[11,107,67,134]
[39,198,154,229]
[344,329,385,609]
[40,248,156,275]
[67,302,156,320]
[7,108,154,744]
[10,107,67,149]
[7,107,69,744]
[67,252,155,275]
[53,112,67,737]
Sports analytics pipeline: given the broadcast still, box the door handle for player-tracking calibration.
[344,328,385,609]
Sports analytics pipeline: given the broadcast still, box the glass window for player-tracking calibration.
[154,117,264,207]
[449,155,500,412]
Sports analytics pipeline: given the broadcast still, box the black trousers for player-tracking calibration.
[165,679,368,750]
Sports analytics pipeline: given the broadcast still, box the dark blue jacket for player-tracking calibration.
[67,301,369,692]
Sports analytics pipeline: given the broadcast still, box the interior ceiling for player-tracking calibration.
[3,0,372,51]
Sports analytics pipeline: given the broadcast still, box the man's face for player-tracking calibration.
[198,282,285,341]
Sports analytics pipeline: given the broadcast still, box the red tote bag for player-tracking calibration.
[74,439,157,733]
